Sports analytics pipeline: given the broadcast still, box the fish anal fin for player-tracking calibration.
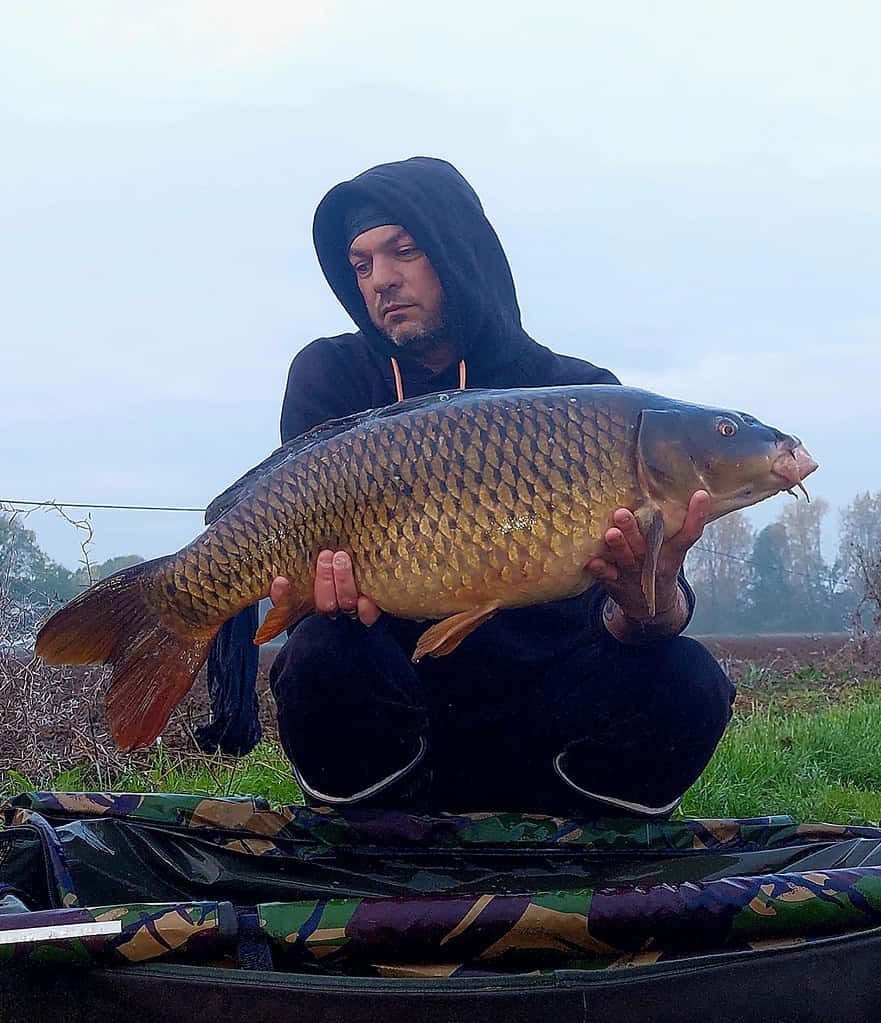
[635,506,665,618]
[254,601,309,645]
[412,603,501,662]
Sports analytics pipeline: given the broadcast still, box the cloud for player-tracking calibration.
[637,340,877,424]
[2,1,338,113]
[67,0,336,68]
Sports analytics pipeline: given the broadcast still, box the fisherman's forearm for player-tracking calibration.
[602,583,690,645]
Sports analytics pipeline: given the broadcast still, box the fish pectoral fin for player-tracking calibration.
[636,506,665,618]
[412,603,501,662]
[254,601,309,645]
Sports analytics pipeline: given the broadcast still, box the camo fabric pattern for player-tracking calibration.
[3,869,881,974]
[0,902,233,968]
[7,792,880,854]
[257,869,881,973]
[4,793,881,976]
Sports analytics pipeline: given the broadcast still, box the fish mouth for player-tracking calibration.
[771,442,818,499]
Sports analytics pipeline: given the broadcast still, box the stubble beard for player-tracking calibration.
[383,313,450,359]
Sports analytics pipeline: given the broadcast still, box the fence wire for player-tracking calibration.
[0,496,827,582]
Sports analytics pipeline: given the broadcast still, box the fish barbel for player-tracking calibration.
[35,385,817,749]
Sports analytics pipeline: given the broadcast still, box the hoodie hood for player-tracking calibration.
[313,157,534,374]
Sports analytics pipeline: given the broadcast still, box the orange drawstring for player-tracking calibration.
[391,356,404,402]
[390,357,466,403]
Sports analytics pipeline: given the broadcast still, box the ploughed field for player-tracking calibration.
[702,632,852,664]
[2,632,880,823]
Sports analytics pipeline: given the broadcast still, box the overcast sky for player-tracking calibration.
[3,1,879,570]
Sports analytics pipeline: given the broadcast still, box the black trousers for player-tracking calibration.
[269,614,735,816]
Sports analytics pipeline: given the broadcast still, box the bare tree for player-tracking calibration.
[839,490,881,636]
[780,498,838,624]
[687,512,754,633]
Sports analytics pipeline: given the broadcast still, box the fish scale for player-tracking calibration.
[157,391,638,629]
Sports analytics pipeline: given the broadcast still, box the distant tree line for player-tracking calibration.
[686,490,881,635]
[0,513,142,604]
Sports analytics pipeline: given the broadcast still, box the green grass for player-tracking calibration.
[2,742,304,806]
[4,684,881,826]
[680,692,881,825]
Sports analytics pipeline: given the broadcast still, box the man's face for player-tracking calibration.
[348,225,445,346]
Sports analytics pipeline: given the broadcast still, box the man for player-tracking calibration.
[213,156,734,815]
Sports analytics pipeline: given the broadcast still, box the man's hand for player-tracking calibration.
[270,550,381,628]
[586,491,709,644]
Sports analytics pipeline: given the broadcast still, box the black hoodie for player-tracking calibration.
[198,157,692,756]
[280,157,618,442]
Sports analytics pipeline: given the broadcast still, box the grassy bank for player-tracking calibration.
[680,685,881,824]
[3,679,881,826]
[3,741,304,806]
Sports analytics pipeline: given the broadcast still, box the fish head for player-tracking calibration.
[636,403,818,522]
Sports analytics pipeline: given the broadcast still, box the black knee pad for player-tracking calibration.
[552,637,735,817]
[269,614,430,806]
[642,637,735,728]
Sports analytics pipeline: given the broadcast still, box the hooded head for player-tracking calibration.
[313,157,531,372]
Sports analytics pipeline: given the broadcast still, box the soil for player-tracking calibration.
[696,633,853,669]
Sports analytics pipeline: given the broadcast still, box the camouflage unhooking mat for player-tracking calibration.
[3,794,881,1022]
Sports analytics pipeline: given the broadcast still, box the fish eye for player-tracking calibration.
[716,417,738,437]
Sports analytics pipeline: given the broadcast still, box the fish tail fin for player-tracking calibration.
[35,557,219,750]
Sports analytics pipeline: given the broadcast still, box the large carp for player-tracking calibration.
[36,385,817,750]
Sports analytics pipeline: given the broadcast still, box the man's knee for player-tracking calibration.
[648,636,736,731]
[552,635,735,817]
[269,614,429,806]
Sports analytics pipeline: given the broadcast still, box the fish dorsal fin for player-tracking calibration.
[205,389,498,525]
[204,412,381,524]
[206,444,302,524]
[635,505,665,618]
